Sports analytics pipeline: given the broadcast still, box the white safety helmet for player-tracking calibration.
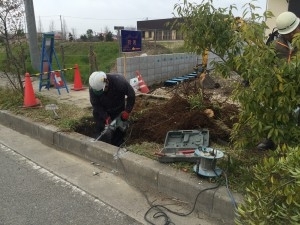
[89,71,107,95]
[276,11,300,35]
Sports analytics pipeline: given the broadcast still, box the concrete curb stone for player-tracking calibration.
[0,109,243,224]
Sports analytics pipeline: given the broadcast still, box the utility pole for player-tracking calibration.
[24,0,40,71]
[60,15,64,40]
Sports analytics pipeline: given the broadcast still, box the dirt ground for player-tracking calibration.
[127,72,240,145]
[75,71,241,146]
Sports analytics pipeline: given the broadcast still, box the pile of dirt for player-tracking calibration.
[75,71,242,146]
[128,92,239,145]
[125,72,241,145]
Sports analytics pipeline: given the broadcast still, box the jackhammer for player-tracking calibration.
[92,115,129,142]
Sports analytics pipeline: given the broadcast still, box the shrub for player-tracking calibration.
[235,146,300,224]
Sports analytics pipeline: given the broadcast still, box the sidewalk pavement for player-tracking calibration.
[0,76,243,224]
[32,78,91,109]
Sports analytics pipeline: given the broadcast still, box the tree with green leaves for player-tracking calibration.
[68,32,73,42]
[174,0,300,223]
[80,34,87,42]
[86,29,93,41]
[98,33,104,42]
[174,0,300,150]
[105,31,113,42]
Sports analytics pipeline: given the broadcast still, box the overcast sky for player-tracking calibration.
[32,0,267,37]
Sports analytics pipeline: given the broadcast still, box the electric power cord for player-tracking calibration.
[223,170,238,209]
[207,152,237,211]
[220,152,238,209]
[143,182,221,225]
[113,127,237,224]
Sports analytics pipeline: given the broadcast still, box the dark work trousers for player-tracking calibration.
[93,110,126,147]
[111,128,126,147]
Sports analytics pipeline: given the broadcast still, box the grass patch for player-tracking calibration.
[0,87,91,131]
[0,40,185,86]
[126,142,163,160]
[158,40,185,52]
[0,41,120,85]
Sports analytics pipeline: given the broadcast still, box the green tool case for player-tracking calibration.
[157,129,210,163]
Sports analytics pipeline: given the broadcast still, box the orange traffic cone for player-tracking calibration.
[72,64,85,91]
[23,73,41,108]
[136,71,149,94]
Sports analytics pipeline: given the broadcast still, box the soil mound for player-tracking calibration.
[128,93,239,145]
[75,75,241,146]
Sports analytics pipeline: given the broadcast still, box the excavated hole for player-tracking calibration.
[74,82,240,146]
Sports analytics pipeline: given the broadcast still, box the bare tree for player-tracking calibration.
[62,17,68,40]
[49,20,55,32]
[71,27,77,40]
[104,26,109,34]
[0,0,27,92]
[37,16,43,33]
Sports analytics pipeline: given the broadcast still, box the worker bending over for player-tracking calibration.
[89,71,136,147]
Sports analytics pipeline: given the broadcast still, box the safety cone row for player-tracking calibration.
[72,64,85,91]
[23,73,41,108]
[136,71,149,94]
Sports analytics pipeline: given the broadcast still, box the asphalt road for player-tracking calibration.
[0,124,224,225]
[0,141,142,225]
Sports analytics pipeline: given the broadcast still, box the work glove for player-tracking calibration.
[121,111,129,121]
[105,116,111,125]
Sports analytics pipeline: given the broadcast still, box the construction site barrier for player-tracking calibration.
[30,67,75,77]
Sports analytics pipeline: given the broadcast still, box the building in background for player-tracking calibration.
[137,18,183,41]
